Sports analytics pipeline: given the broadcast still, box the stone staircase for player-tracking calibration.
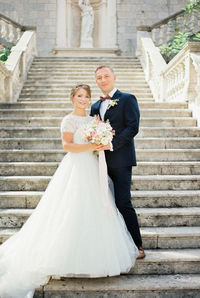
[0,57,200,297]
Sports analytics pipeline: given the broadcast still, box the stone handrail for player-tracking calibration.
[0,13,36,47]
[0,30,37,102]
[137,3,200,46]
[136,30,200,126]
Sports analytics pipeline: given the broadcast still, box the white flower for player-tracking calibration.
[82,117,115,146]
[107,99,119,110]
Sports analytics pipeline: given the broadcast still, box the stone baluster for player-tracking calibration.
[0,19,7,40]
[166,19,175,43]
[151,28,158,45]
[158,24,165,46]
[16,28,21,42]
[8,23,15,43]
[190,10,197,33]
[176,15,184,33]
[183,13,188,33]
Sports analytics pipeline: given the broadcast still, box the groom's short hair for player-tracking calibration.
[95,65,115,75]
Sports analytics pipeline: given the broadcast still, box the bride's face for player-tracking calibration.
[72,88,90,109]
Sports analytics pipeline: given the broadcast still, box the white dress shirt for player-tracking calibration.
[99,88,117,151]
[99,88,117,120]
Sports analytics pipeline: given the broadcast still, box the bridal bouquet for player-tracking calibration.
[82,116,115,146]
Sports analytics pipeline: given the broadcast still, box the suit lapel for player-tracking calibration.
[93,100,102,119]
[111,89,121,100]
[104,89,121,120]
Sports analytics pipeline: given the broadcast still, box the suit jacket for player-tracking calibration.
[90,89,140,168]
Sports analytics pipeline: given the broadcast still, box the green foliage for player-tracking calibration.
[159,1,200,63]
[159,32,200,63]
[183,0,200,14]
[0,47,11,63]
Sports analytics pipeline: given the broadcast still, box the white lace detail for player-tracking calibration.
[60,114,92,134]
[60,114,76,133]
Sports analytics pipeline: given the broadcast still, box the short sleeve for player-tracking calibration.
[60,116,76,133]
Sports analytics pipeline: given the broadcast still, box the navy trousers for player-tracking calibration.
[107,166,142,248]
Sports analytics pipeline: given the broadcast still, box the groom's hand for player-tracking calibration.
[96,144,111,151]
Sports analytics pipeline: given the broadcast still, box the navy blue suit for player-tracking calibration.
[90,89,142,248]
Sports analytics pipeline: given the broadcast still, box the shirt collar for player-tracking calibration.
[101,87,117,99]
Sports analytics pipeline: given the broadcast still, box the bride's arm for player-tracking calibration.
[62,132,97,153]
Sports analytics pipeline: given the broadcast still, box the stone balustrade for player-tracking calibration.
[136,30,200,126]
[137,6,200,47]
[0,13,28,46]
[0,30,37,102]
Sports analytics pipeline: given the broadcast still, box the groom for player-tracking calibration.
[90,65,145,259]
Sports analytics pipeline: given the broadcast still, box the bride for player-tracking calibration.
[0,84,139,298]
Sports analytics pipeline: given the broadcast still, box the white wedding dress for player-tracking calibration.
[0,114,139,298]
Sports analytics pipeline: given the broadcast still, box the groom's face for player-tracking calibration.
[95,67,116,95]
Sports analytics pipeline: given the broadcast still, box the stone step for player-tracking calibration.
[33,274,200,298]
[21,86,151,92]
[19,93,154,99]
[30,65,143,70]
[1,226,200,249]
[1,161,200,176]
[0,149,199,162]
[31,59,141,63]
[26,73,145,79]
[1,127,199,138]
[18,97,154,102]
[24,80,148,86]
[20,90,153,96]
[26,75,147,81]
[1,137,200,149]
[134,161,200,175]
[0,108,191,117]
[1,175,200,191]
[32,61,139,65]
[0,101,188,109]
[31,60,141,63]
[0,207,200,228]
[22,83,150,89]
[33,57,139,61]
[32,58,140,62]
[137,149,200,161]
[132,175,200,191]
[0,117,196,127]
[137,127,200,137]
[28,69,144,73]
[1,190,199,209]
[132,190,200,208]
[137,138,200,149]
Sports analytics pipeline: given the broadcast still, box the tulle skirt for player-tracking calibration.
[0,151,139,298]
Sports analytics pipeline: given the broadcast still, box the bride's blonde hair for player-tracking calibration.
[70,84,91,101]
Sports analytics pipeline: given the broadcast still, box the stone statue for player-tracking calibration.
[79,0,94,48]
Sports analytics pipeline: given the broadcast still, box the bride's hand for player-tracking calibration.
[88,143,99,151]
[96,144,111,151]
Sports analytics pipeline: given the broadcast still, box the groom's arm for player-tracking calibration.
[90,104,97,117]
[90,106,94,116]
[112,94,140,151]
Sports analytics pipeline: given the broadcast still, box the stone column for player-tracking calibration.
[107,0,117,48]
[56,0,67,48]
[99,0,108,48]
[66,0,72,48]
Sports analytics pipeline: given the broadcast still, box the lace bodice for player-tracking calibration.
[60,113,93,144]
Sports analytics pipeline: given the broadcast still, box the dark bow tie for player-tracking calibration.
[100,95,111,101]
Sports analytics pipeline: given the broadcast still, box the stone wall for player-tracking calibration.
[0,0,57,56]
[0,0,188,56]
[116,0,188,56]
